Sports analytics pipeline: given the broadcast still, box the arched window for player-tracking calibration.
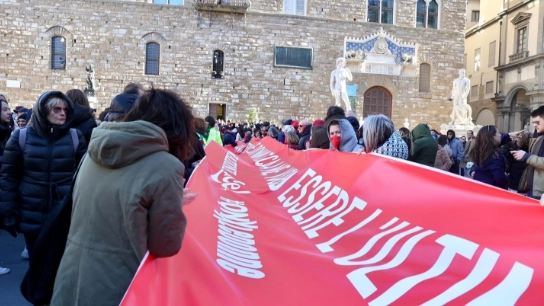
[416,0,426,28]
[212,50,224,79]
[428,0,438,29]
[367,0,394,24]
[415,0,439,29]
[419,63,431,92]
[51,36,66,70]
[145,42,160,75]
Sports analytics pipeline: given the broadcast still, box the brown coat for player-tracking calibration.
[519,135,544,197]
[435,146,453,171]
[51,121,187,306]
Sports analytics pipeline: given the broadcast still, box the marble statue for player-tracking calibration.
[85,65,96,97]
[330,57,353,111]
[449,69,473,126]
[403,118,410,129]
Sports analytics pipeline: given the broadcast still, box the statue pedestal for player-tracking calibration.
[87,97,97,110]
[440,123,482,137]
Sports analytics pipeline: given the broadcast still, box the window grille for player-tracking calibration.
[367,0,393,24]
[51,36,66,70]
[145,42,160,75]
[212,50,224,79]
[419,63,431,92]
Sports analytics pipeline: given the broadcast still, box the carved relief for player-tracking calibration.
[344,28,418,77]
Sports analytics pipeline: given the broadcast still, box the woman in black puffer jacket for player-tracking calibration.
[0,91,86,258]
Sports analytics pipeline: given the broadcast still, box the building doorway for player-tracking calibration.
[209,103,227,121]
[509,89,530,132]
[363,86,392,118]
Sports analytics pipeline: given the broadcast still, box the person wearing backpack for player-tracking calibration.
[0,91,86,259]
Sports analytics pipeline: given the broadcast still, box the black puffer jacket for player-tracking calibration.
[71,104,97,146]
[0,123,13,166]
[0,91,86,235]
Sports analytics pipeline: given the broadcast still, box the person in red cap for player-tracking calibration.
[291,120,300,137]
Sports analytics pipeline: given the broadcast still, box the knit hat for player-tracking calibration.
[291,120,299,129]
[313,119,325,127]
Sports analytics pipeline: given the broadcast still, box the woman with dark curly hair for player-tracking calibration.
[469,125,508,189]
[51,88,197,306]
[65,89,97,146]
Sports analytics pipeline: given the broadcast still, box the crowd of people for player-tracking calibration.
[1,85,544,305]
[204,105,544,199]
[0,84,198,305]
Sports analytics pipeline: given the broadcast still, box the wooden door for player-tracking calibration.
[363,86,392,118]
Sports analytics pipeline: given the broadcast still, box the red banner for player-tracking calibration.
[121,138,544,305]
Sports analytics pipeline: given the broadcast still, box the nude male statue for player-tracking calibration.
[449,69,472,125]
[330,58,353,111]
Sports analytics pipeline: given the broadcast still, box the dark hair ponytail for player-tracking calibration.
[123,88,197,161]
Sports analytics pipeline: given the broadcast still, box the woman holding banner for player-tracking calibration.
[362,114,409,159]
[327,118,363,152]
[51,89,197,306]
[469,125,508,189]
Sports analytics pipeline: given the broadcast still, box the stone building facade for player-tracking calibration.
[0,0,466,129]
[465,0,544,133]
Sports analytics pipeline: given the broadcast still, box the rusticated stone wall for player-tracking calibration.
[0,0,466,129]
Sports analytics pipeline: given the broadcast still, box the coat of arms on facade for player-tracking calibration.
[344,28,418,77]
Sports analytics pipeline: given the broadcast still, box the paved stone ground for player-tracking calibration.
[0,233,31,306]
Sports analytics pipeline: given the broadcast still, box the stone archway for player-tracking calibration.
[363,86,393,118]
[504,88,531,132]
[498,86,531,132]
[475,108,495,126]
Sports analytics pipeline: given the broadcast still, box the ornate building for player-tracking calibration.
[465,0,544,132]
[0,0,466,128]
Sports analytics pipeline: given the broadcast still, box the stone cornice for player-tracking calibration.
[57,0,463,36]
[465,0,535,38]
[495,53,544,71]
[465,15,501,38]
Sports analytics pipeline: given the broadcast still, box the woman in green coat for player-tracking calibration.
[204,115,223,146]
[409,123,438,167]
[51,89,198,306]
